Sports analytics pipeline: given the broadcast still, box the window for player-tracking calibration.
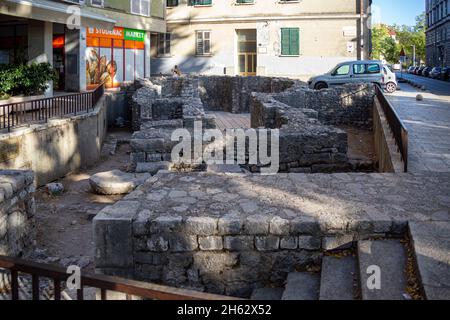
[333,64,350,75]
[91,0,104,7]
[158,33,171,56]
[131,0,150,16]
[353,63,380,75]
[167,0,178,7]
[353,64,366,74]
[196,31,211,55]
[281,28,299,56]
[367,64,381,74]
[189,0,212,5]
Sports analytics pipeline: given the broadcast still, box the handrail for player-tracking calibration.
[0,84,105,133]
[0,255,239,301]
[374,85,409,172]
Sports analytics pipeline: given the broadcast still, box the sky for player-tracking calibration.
[373,0,425,26]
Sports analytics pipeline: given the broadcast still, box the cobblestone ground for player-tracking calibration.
[387,83,450,173]
[125,171,450,228]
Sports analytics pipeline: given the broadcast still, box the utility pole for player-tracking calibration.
[412,45,416,66]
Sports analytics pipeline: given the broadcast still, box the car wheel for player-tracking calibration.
[314,82,328,90]
[385,82,397,93]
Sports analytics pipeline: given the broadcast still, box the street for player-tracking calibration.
[386,83,450,172]
[397,72,450,97]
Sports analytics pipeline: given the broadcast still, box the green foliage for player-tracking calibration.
[0,63,57,98]
[372,12,426,65]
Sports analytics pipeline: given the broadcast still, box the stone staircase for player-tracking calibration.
[252,238,419,301]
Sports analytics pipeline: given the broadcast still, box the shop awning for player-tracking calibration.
[0,0,116,30]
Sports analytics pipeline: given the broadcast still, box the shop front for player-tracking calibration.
[86,27,147,89]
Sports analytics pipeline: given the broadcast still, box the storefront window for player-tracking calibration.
[86,27,146,89]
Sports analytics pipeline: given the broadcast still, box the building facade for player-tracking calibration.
[0,0,166,94]
[426,0,450,67]
[151,0,372,79]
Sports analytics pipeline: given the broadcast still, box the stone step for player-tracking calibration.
[281,272,320,300]
[251,288,284,300]
[319,255,357,300]
[207,164,244,174]
[409,221,450,300]
[357,239,408,300]
[135,162,171,174]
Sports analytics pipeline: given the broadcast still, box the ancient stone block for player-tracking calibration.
[245,215,270,235]
[185,217,217,236]
[298,236,322,250]
[270,216,290,235]
[168,234,198,252]
[255,236,280,252]
[280,236,299,250]
[198,236,223,251]
[223,236,254,251]
[218,215,243,235]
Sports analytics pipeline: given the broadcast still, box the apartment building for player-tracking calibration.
[0,0,166,93]
[426,0,450,66]
[151,0,372,79]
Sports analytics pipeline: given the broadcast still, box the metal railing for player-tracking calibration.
[0,255,238,301]
[375,85,409,172]
[0,84,105,133]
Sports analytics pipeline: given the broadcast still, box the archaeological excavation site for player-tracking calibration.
[1,75,449,301]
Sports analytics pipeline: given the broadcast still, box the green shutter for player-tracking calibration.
[281,28,299,56]
[290,28,299,55]
[281,29,291,56]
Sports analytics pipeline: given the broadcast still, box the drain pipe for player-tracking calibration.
[360,0,364,60]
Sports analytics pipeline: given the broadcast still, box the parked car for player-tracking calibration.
[392,64,402,71]
[441,67,450,81]
[408,66,416,74]
[429,67,442,79]
[416,66,426,76]
[422,67,433,77]
[308,60,397,93]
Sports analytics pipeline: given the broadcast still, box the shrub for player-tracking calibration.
[0,63,57,98]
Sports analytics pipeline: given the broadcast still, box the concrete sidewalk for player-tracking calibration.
[386,84,450,173]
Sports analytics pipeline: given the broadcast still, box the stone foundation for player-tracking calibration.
[94,171,450,297]
[0,170,35,257]
[128,76,375,173]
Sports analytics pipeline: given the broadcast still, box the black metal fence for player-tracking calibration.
[375,85,409,172]
[0,84,104,133]
[0,255,238,301]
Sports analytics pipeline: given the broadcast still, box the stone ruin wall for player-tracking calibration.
[0,170,35,257]
[128,76,375,173]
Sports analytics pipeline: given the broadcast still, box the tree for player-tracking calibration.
[371,13,426,65]
[371,24,400,64]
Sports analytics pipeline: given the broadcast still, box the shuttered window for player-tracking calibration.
[196,31,211,55]
[281,28,300,56]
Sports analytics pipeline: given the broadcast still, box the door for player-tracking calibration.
[352,62,383,85]
[237,30,257,76]
[328,63,352,86]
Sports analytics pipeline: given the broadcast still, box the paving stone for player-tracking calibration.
[319,256,357,300]
[282,272,320,300]
[409,221,450,300]
[358,239,408,300]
